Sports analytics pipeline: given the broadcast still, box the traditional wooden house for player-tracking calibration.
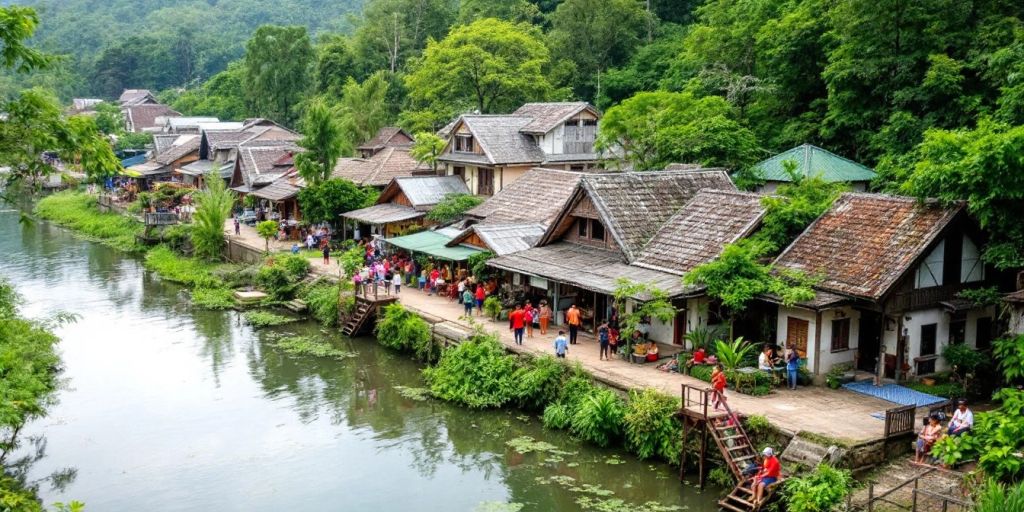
[464,167,586,227]
[229,144,300,196]
[341,175,471,239]
[124,104,180,133]
[182,120,301,186]
[445,224,547,256]
[356,126,414,158]
[486,170,759,344]
[332,146,432,189]
[438,102,601,196]
[162,116,220,134]
[118,89,158,106]
[770,193,1005,380]
[752,144,877,193]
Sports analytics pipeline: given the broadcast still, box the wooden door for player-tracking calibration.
[786,317,809,358]
[477,168,494,195]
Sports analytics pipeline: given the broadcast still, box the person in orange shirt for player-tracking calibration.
[711,364,727,411]
[566,304,582,345]
[509,304,526,345]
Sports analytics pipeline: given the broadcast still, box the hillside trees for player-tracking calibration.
[295,97,346,184]
[351,0,456,74]
[338,71,392,147]
[170,61,249,120]
[243,25,313,126]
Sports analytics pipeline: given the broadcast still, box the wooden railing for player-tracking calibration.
[144,212,179,226]
[884,404,916,438]
[853,467,971,512]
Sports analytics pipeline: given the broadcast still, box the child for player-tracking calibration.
[391,272,401,294]
[554,331,568,358]
[711,364,727,410]
[597,320,610,360]
[462,288,474,317]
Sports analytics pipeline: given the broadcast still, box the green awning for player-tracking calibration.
[384,230,482,261]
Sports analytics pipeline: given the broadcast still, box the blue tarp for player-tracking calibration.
[121,154,147,167]
[842,381,945,407]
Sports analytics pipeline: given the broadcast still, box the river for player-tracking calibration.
[0,207,718,511]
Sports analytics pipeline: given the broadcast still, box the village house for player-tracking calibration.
[770,193,1006,381]
[437,102,602,196]
[118,89,159,106]
[69,98,103,114]
[161,116,220,134]
[123,134,201,189]
[229,143,300,196]
[123,103,181,133]
[179,119,300,186]
[485,170,759,344]
[752,144,877,193]
[331,146,432,189]
[356,126,414,158]
[341,175,471,239]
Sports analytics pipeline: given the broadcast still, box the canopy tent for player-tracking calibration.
[384,230,483,262]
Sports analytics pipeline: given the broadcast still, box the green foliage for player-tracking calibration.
[596,91,759,171]
[409,132,446,173]
[426,193,484,224]
[338,71,392,149]
[255,220,279,252]
[906,381,964,400]
[689,364,714,383]
[754,162,845,252]
[243,25,313,126]
[623,389,681,463]
[255,254,310,299]
[457,0,540,25]
[612,279,678,336]
[744,415,771,437]
[301,283,341,327]
[35,191,142,251]
[995,334,1024,382]
[144,245,220,288]
[339,245,365,279]
[374,303,435,361]
[569,388,626,448]
[708,467,733,488]
[272,335,355,360]
[189,287,236,310]
[542,402,572,430]
[483,296,503,320]
[191,170,235,261]
[957,286,1003,308]
[423,332,520,408]
[468,251,495,280]
[242,310,296,328]
[297,178,378,225]
[405,18,557,119]
[782,464,853,512]
[170,62,249,120]
[115,131,153,152]
[513,355,568,411]
[714,337,755,371]
[295,97,346,184]
[0,6,52,72]
[941,343,989,378]
[972,479,1024,512]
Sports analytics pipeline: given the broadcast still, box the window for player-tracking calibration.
[477,167,494,195]
[976,317,993,350]
[949,319,966,344]
[920,323,938,356]
[961,236,984,283]
[577,218,588,237]
[915,240,945,288]
[452,166,465,179]
[831,318,851,351]
[590,219,605,241]
[454,134,473,152]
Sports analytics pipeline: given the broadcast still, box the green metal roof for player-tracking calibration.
[754,144,876,183]
[384,230,482,261]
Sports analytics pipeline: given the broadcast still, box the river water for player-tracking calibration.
[0,208,718,512]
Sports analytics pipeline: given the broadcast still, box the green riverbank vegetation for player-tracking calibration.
[35,191,142,251]
[0,279,83,511]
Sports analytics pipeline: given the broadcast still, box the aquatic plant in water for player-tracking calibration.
[272,335,355,360]
[243,310,297,328]
[393,386,431,401]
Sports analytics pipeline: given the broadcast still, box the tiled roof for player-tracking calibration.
[572,170,737,261]
[634,190,767,275]
[238,146,296,187]
[452,115,547,165]
[512,102,594,134]
[447,223,546,256]
[332,147,430,187]
[119,89,156,105]
[357,126,412,150]
[468,167,585,227]
[773,193,964,300]
[125,104,180,132]
[341,203,425,224]
[380,175,471,209]
[755,144,877,183]
[154,135,200,165]
[153,134,179,153]
[250,179,300,201]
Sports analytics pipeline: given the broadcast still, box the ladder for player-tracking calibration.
[711,394,780,512]
[342,300,373,336]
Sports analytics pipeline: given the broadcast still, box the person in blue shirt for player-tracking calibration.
[554,331,569,358]
[785,348,800,390]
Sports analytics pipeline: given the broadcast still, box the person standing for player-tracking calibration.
[233,217,240,235]
[566,304,582,345]
[475,284,486,316]
[786,348,800,390]
[457,278,466,305]
[524,302,535,338]
[948,400,973,436]
[598,320,610,361]
[711,364,727,411]
[509,304,526,345]
[462,288,474,317]
[321,240,331,265]
[538,300,552,335]
[554,331,568,358]
[392,272,401,294]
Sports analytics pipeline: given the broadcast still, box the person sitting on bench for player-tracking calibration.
[752,447,780,505]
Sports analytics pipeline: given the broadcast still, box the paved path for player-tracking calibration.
[251,241,898,444]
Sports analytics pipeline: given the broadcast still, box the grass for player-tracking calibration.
[144,246,221,288]
[906,381,964,399]
[272,335,355,360]
[35,191,143,251]
[190,287,236,310]
[243,310,297,328]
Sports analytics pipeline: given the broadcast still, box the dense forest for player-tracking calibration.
[2,0,1023,267]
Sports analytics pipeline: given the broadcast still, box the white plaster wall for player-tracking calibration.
[776,306,818,370]
[902,308,948,375]
[550,125,564,155]
[964,306,996,348]
[816,307,860,373]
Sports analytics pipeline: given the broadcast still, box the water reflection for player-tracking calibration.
[0,209,715,512]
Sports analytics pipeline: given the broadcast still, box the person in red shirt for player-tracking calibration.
[429,268,440,295]
[753,447,781,505]
[509,304,526,345]
[710,364,727,410]
[685,347,706,375]
[474,284,486,316]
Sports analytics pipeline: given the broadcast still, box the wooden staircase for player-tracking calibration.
[342,300,374,336]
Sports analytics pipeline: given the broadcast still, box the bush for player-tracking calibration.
[144,246,220,288]
[190,287,235,309]
[542,402,572,430]
[243,310,296,328]
[273,253,311,280]
[715,337,756,370]
[623,388,681,463]
[690,364,714,382]
[423,332,520,408]
[570,388,626,448]
[374,303,435,361]
[973,479,1024,512]
[302,283,340,327]
[906,381,964,399]
[35,191,143,251]
[745,415,772,437]
[708,467,733,488]
[782,464,853,512]
[255,254,310,300]
[513,355,568,411]
[942,343,989,378]
[483,295,503,319]
[162,224,193,253]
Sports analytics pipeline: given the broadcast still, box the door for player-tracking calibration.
[976,317,993,350]
[858,312,882,373]
[786,317,809,358]
[918,323,938,375]
[477,168,494,195]
[673,309,686,346]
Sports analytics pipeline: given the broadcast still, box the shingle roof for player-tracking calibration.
[488,242,697,299]
[119,89,156,105]
[379,175,471,209]
[154,135,200,165]
[341,203,425,224]
[468,167,585,227]
[250,178,300,201]
[633,190,767,275]
[238,146,296,187]
[755,144,877,183]
[332,147,430,187]
[512,102,594,134]
[773,193,965,300]
[447,223,546,256]
[125,104,180,132]
[446,115,547,165]
[357,126,413,150]
[564,170,737,261]
[153,134,178,153]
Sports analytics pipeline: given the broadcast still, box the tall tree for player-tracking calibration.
[171,61,249,120]
[313,34,357,100]
[192,170,235,261]
[405,18,557,118]
[338,71,391,148]
[596,90,760,170]
[352,0,456,74]
[243,25,313,126]
[548,0,650,103]
[410,132,445,173]
[457,0,541,24]
[0,6,52,72]
[295,97,346,185]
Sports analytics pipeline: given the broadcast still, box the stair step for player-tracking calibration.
[717,501,747,512]
[721,434,745,441]
[727,445,752,451]
[726,494,755,508]
[733,455,755,463]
